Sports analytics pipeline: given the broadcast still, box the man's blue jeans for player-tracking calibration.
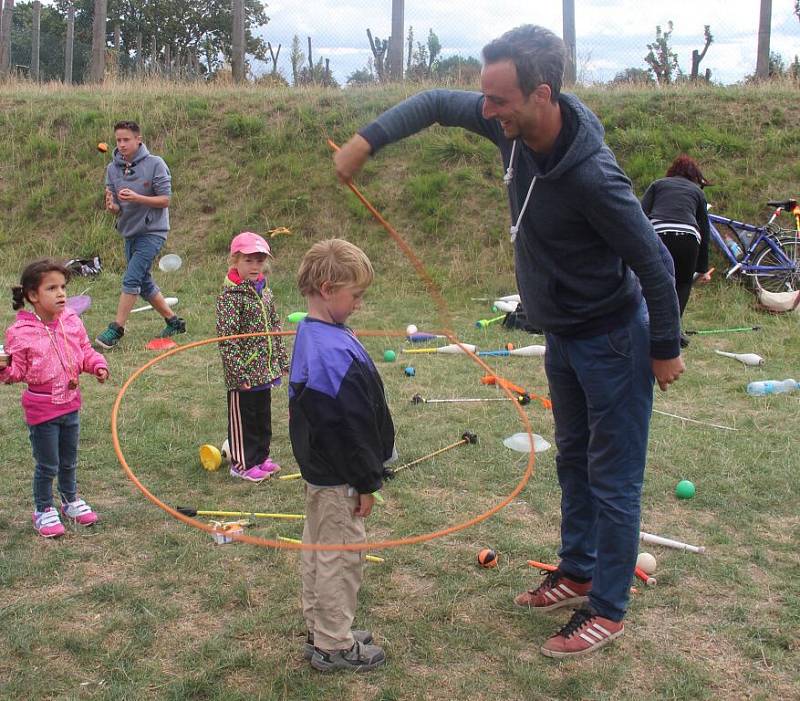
[29,411,80,512]
[544,306,653,622]
[122,233,165,300]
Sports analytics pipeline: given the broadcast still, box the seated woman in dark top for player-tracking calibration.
[641,155,712,347]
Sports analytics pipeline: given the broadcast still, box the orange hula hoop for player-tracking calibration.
[111,141,540,552]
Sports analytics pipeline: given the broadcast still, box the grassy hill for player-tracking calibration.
[0,81,798,700]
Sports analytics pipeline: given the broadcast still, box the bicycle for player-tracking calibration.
[707,199,800,293]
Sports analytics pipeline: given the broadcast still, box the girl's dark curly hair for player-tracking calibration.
[11,258,71,310]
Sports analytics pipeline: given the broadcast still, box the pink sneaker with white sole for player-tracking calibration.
[260,457,281,476]
[61,498,99,526]
[231,465,270,482]
[230,458,281,483]
[33,507,66,538]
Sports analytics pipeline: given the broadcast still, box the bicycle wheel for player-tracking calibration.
[751,235,800,292]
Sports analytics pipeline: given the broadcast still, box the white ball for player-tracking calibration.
[637,552,657,575]
[406,324,418,335]
[220,439,230,463]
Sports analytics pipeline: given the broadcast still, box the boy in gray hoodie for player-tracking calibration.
[95,120,185,349]
[334,25,684,659]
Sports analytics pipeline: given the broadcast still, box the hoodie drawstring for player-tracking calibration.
[505,140,537,243]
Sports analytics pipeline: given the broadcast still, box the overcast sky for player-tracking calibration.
[257,0,800,84]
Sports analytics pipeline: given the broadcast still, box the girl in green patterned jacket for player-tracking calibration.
[216,232,289,482]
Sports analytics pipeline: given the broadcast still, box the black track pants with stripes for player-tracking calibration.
[227,387,272,472]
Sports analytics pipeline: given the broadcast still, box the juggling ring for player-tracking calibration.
[112,143,541,553]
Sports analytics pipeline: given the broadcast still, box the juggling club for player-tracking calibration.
[383,431,478,479]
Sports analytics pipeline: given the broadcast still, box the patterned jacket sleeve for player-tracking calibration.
[265,291,289,374]
[216,290,246,385]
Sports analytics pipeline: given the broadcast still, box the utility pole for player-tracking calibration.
[0,0,14,78]
[562,0,576,85]
[389,0,404,81]
[89,0,107,82]
[31,0,41,80]
[65,1,75,83]
[755,0,772,80]
[231,0,245,82]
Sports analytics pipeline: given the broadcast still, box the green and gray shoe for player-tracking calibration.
[95,322,124,350]
[303,630,373,660]
[310,639,385,673]
[158,315,186,338]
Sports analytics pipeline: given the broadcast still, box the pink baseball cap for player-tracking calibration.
[230,231,272,256]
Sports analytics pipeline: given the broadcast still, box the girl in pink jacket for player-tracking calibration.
[0,259,109,538]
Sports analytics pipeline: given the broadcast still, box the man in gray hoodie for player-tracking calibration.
[95,120,185,349]
[334,25,685,659]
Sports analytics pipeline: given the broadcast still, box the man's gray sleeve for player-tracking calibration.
[359,89,497,152]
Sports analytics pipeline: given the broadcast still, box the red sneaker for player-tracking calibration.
[540,608,624,659]
[514,569,591,611]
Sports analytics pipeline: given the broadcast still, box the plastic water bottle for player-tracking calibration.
[724,236,744,260]
[746,379,798,396]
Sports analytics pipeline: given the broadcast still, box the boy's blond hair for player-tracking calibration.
[297,239,374,297]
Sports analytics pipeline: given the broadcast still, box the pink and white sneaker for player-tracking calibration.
[61,498,99,526]
[32,507,66,538]
[230,465,271,482]
[260,457,281,476]
[230,458,281,483]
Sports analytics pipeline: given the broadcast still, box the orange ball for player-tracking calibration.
[477,548,498,568]
[97,142,108,153]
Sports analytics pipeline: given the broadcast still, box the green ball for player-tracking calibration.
[675,480,696,499]
[383,350,396,362]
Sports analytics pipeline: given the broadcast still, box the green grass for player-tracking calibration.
[0,80,799,699]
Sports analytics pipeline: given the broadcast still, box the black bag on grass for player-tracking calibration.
[66,256,102,276]
[502,303,542,334]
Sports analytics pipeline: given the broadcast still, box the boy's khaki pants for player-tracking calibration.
[302,484,365,651]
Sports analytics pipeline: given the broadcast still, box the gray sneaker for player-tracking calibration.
[303,630,373,660]
[310,640,385,673]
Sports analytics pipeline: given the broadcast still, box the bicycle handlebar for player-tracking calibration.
[766,199,798,211]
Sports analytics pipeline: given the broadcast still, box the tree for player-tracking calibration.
[405,24,413,74]
[296,55,338,87]
[768,51,786,77]
[610,67,655,86]
[289,33,303,85]
[434,54,480,85]
[406,27,441,81]
[644,21,679,85]
[689,25,713,82]
[53,0,269,78]
[346,63,375,87]
[10,1,80,80]
[366,27,388,82]
[425,29,440,74]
